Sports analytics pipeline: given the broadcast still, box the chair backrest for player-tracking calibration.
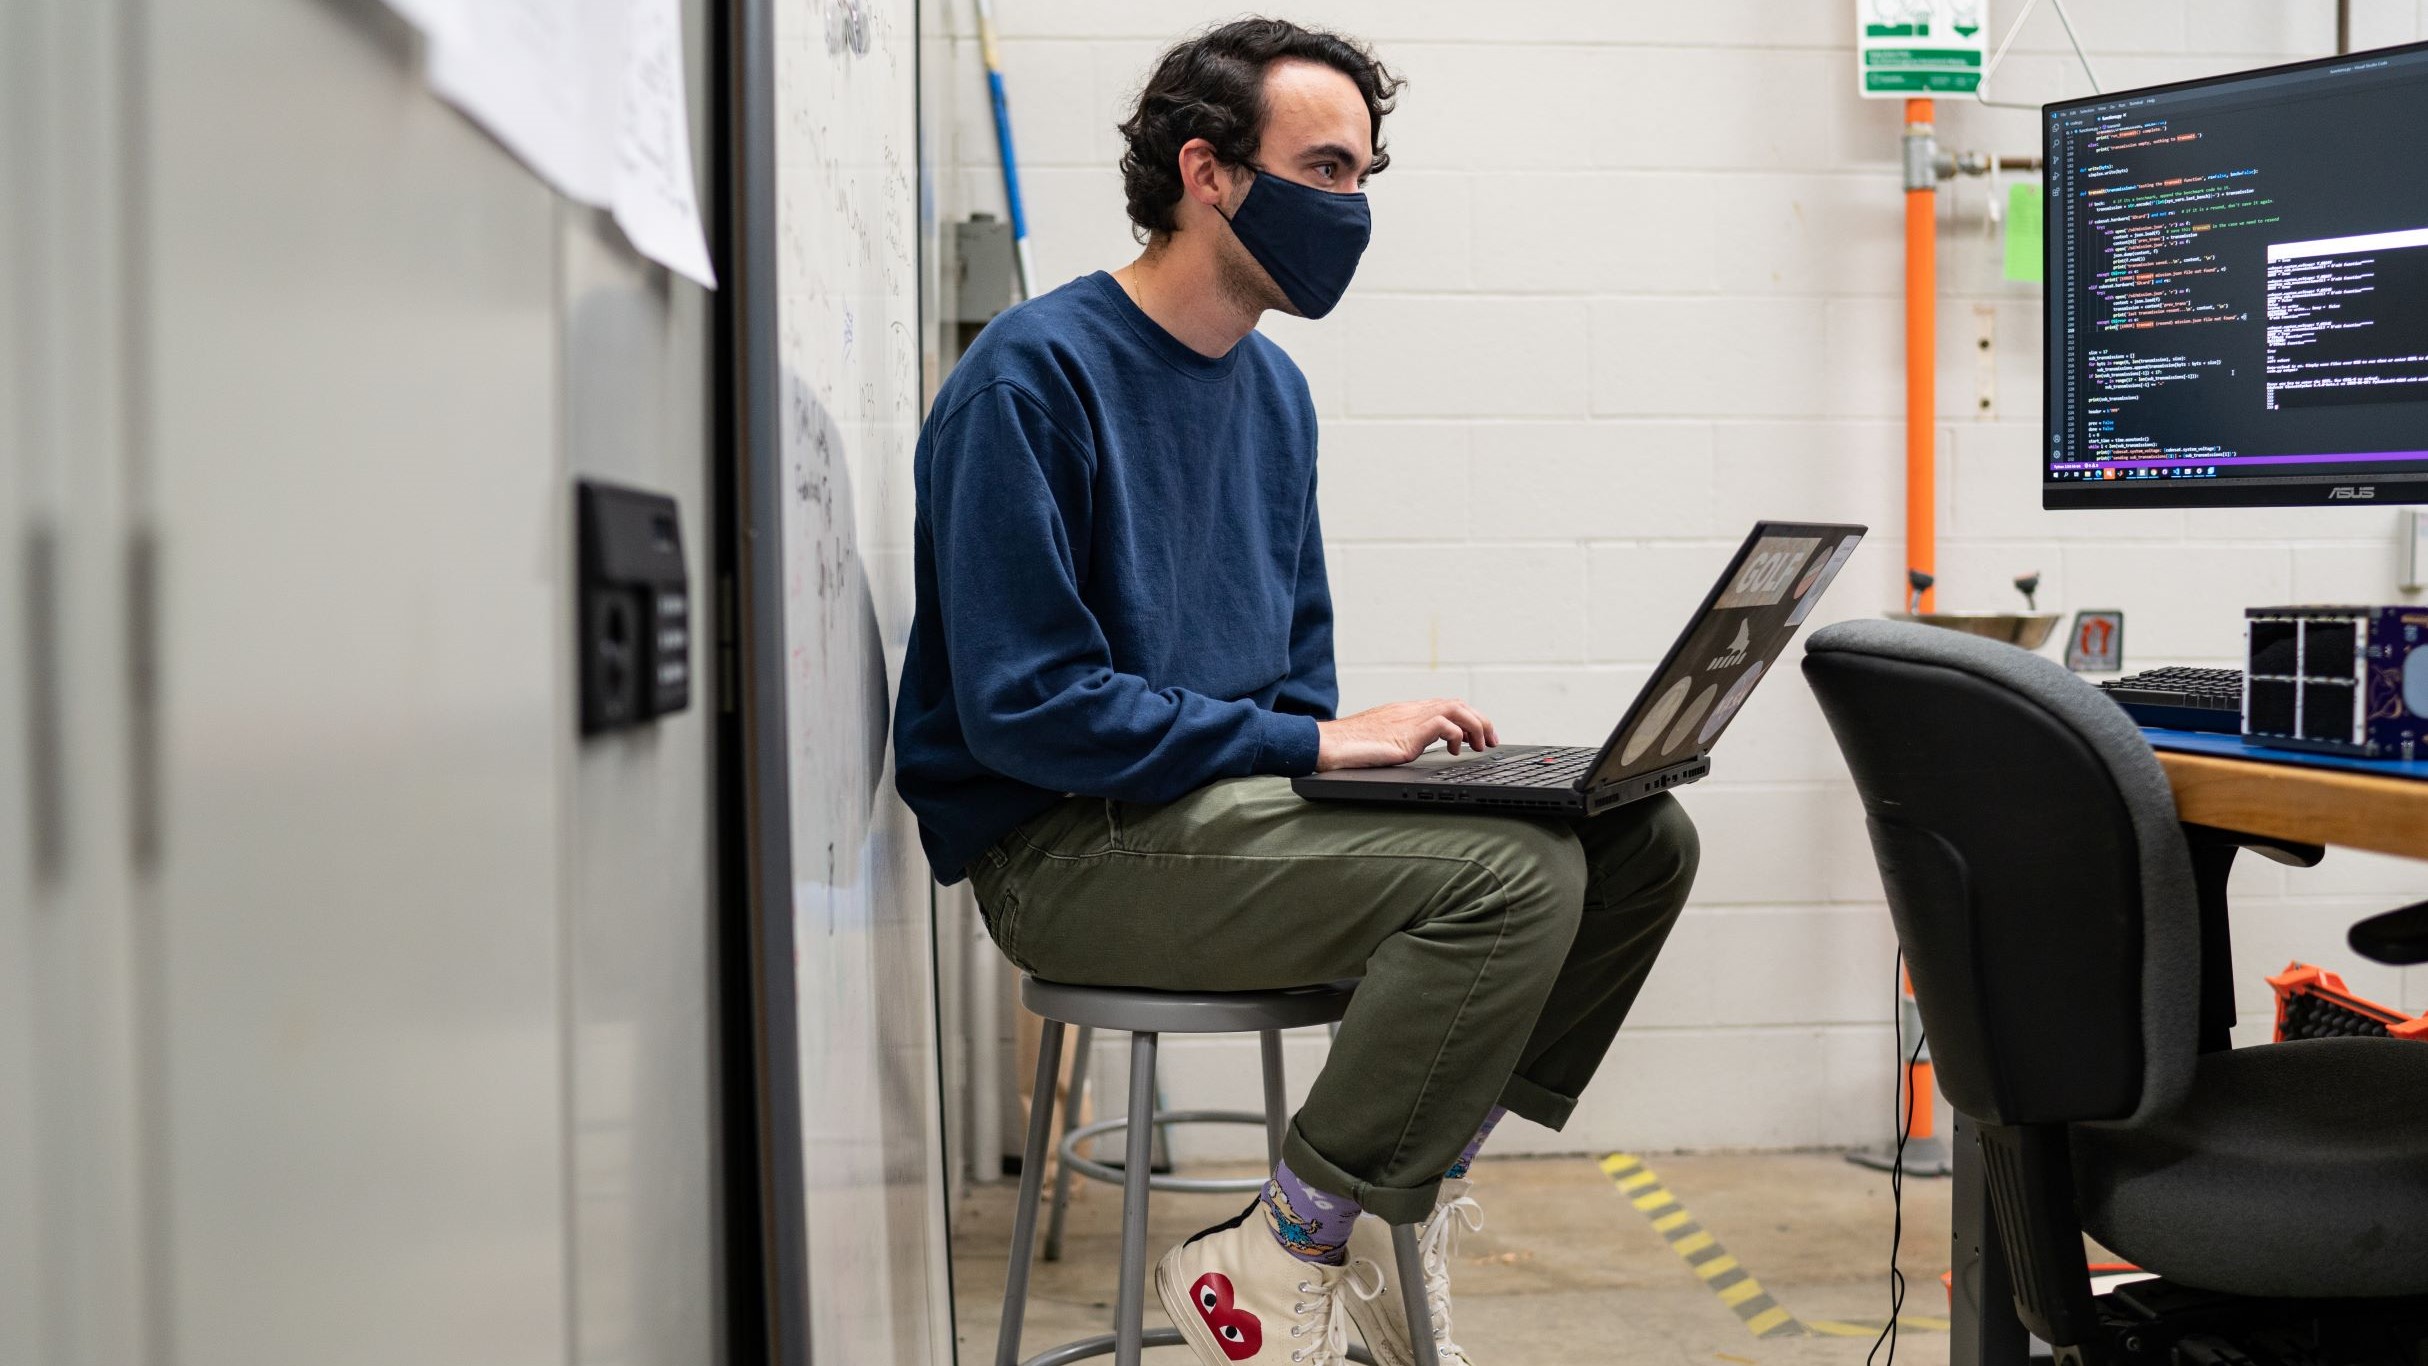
[1801,620,2200,1127]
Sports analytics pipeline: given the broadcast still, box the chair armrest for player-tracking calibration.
[2180,824,2328,1055]
[2349,900,2428,966]
[2181,823,2325,868]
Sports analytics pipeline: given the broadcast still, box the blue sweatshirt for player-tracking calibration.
[894,271,1335,883]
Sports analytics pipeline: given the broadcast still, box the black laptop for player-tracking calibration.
[1294,522,1868,816]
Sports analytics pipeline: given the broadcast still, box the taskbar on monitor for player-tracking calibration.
[2043,468,2428,509]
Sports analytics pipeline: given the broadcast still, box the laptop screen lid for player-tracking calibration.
[1582,522,1868,792]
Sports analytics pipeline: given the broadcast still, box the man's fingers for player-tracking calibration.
[1360,699,1498,760]
[1442,701,1494,750]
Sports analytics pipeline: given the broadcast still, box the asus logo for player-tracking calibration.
[2328,486,2377,500]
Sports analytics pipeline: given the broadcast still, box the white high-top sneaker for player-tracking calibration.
[1155,1202,1383,1366]
[1342,1179,1485,1366]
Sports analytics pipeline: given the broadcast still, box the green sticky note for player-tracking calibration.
[2005,181,2044,284]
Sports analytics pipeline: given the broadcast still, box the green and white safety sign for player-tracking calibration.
[1857,0,1989,98]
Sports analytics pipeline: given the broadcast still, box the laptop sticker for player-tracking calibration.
[1664,683,1718,756]
[1715,536,1822,610]
[1785,535,1862,628]
[1621,675,1694,766]
[1699,659,1765,745]
[1705,619,1755,672]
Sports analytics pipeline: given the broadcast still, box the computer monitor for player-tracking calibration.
[2044,42,2428,509]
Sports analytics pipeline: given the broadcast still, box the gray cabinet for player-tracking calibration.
[3,2,722,1363]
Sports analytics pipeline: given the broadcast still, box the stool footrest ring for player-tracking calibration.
[1021,1327,1376,1366]
[1060,1109,1272,1194]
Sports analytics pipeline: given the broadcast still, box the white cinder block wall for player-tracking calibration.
[936,0,2428,1157]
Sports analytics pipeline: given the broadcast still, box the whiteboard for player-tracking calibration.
[769,0,949,1358]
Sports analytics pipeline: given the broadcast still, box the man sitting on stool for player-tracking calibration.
[894,20,1699,1365]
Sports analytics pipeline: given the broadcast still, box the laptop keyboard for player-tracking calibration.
[1433,746,1599,788]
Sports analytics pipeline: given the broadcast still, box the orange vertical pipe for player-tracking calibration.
[1898,964,1936,1141]
[1904,98,1938,612]
[1908,1061,1938,1139]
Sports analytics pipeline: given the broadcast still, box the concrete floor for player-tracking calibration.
[953,1152,1956,1366]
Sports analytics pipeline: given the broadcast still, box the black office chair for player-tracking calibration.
[1801,619,2428,1364]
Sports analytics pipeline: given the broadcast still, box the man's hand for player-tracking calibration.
[1315,698,1499,772]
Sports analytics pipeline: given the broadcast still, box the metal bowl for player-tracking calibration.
[1886,610,2062,651]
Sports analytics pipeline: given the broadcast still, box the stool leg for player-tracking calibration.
[1257,1030,1287,1168]
[996,1019,1066,1366]
[1391,1222,1442,1366]
[1042,1025,1093,1262]
[1113,1031,1159,1366]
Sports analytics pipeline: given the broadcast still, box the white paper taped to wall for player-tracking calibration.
[381,0,460,39]
[611,0,719,288]
[385,0,718,288]
[424,0,617,205]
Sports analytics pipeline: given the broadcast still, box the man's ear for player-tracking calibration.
[1176,137,1242,216]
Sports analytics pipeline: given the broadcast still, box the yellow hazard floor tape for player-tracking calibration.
[1599,1153,1952,1341]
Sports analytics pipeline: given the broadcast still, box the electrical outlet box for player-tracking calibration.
[578,481,690,735]
[949,215,1018,326]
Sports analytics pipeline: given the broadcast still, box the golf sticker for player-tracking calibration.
[1716,536,1822,609]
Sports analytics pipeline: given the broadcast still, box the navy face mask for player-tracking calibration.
[1218,167,1371,320]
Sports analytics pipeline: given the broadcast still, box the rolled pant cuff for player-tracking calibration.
[1496,1074,1578,1132]
[1280,1122,1441,1226]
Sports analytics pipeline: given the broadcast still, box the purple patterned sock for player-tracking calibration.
[1258,1160,1360,1265]
[1444,1106,1507,1181]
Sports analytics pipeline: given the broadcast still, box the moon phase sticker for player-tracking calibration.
[1664,684,1718,757]
[1621,676,1694,766]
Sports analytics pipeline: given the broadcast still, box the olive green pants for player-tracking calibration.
[966,776,1699,1223]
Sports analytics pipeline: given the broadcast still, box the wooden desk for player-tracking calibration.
[2158,750,2428,860]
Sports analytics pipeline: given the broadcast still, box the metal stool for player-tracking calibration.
[1042,1032,1278,1261]
[997,976,1442,1366]
[1045,1017,1352,1260]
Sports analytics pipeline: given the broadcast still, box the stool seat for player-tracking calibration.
[1020,976,1358,1034]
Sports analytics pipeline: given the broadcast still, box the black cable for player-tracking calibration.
[1868,950,1927,1366]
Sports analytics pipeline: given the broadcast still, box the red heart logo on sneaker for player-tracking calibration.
[1189,1272,1262,1360]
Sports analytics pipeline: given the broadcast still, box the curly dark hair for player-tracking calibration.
[1116,18,1403,243]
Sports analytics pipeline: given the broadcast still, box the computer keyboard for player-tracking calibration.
[2097,667,2244,734]
[1434,746,1599,787]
